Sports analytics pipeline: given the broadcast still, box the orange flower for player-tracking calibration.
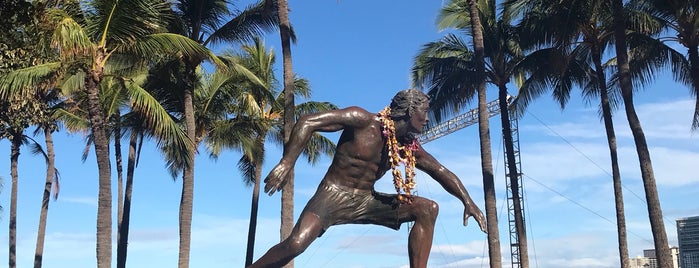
[378,107,418,204]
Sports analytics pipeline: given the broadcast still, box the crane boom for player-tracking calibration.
[419,97,506,144]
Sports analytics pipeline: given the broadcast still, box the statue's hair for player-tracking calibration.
[389,89,429,119]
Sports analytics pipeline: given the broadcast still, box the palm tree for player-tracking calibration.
[167,2,278,266]
[466,0,502,263]
[33,90,61,268]
[0,93,52,268]
[412,0,502,265]
[507,0,641,266]
[56,61,194,268]
[0,3,58,265]
[627,0,699,130]
[0,3,66,267]
[276,2,297,264]
[204,38,336,266]
[609,0,672,266]
[0,1,215,266]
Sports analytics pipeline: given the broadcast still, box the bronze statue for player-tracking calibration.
[248,89,487,268]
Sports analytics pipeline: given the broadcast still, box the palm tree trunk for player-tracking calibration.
[601,85,630,268]
[114,111,125,268]
[467,1,501,266]
[117,131,138,268]
[593,49,630,268]
[179,67,197,268]
[686,44,699,129]
[245,154,264,266]
[499,84,528,268]
[9,133,21,268]
[34,129,56,268]
[609,1,671,267]
[85,64,113,268]
[277,2,296,267]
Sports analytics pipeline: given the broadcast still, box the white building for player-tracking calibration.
[629,247,680,268]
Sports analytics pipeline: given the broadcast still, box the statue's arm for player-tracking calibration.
[264,106,373,194]
[415,145,487,232]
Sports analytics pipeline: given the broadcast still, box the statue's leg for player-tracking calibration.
[405,197,439,268]
[248,212,324,268]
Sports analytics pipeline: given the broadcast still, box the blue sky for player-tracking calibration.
[2,1,699,267]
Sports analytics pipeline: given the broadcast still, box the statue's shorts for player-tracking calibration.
[303,183,404,237]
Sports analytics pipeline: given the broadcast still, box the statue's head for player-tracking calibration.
[389,89,430,120]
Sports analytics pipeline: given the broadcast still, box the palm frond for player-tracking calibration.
[204,0,279,46]
[437,0,472,31]
[302,133,335,165]
[25,135,48,161]
[59,71,86,95]
[237,154,256,186]
[123,78,193,158]
[412,34,479,124]
[218,54,266,88]
[294,101,338,119]
[54,108,89,133]
[125,33,224,67]
[0,62,62,100]
[204,117,260,158]
[86,0,171,46]
[48,9,93,58]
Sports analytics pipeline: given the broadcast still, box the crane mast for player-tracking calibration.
[418,96,527,268]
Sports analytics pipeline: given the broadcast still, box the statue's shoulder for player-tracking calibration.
[338,106,379,127]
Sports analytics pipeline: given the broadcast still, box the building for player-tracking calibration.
[630,247,680,268]
[678,215,699,268]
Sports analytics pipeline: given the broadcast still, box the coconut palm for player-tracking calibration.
[166,2,279,265]
[0,0,216,266]
[0,94,52,268]
[275,2,297,261]
[412,0,502,265]
[32,89,61,268]
[609,0,673,266]
[626,0,699,129]
[203,38,336,266]
[0,3,58,266]
[506,0,640,266]
[468,0,501,262]
[56,61,194,268]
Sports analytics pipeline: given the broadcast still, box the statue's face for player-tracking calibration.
[408,101,429,133]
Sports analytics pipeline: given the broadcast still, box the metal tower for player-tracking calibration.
[418,96,527,267]
[504,115,526,268]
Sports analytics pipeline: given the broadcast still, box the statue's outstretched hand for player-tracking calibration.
[463,203,487,233]
[264,161,291,195]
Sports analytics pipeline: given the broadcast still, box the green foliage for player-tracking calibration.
[0,0,36,48]
[0,94,51,139]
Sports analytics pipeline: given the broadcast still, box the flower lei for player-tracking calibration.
[378,107,419,204]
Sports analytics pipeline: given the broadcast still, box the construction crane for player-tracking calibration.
[418,96,527,268]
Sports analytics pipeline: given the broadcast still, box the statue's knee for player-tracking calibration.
[415,199,439,220]
[427,200,439,218]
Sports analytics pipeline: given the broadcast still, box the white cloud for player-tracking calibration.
[60,196,98,207]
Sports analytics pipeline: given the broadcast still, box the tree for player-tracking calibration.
[276,3,297,267]
[167,2,278,266]
[609,0,672,266]
[33,89,61,268]
[627,0,699,130]
[507,0,643,266]
[204,38,336,266]
[412,0,502,266]
[0,94,50,268]
[0,2,56,266]
[0,0,215,266]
